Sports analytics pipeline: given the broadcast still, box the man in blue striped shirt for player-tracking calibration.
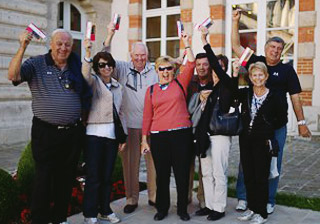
[8,29,91,224]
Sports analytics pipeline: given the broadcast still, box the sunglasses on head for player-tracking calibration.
[98,62,112,69]
[158,66,173,71]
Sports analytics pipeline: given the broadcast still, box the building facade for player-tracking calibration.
[0,0,319,145]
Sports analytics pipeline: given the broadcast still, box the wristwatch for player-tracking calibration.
[84,57,93,63]
[297,120,306,125]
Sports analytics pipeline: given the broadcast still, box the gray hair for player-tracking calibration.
[131,42,149,56]
[265,36,285,49]
[51,29,73,44]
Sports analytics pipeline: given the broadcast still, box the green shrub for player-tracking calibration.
[17,142,35,197]
[0,168,19,223]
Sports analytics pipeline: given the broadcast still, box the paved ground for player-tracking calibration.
[1,136,320,223]
[68,189,320,224]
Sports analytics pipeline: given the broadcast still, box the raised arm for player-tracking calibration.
[102,22,116,52]
[8,31,33,81]
[81,38,95,86]
[200,27,232,87]
[231,9,245,58]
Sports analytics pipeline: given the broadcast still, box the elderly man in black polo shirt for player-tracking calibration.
[231,9,312,216]
[8,29,91,224]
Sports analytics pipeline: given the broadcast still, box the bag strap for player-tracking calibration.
[174,79,186,100]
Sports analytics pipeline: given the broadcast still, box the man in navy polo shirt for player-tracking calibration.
[8,29,91,224]
[231,9,312,216]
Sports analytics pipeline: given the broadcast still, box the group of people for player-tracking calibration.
[8,8,311,224]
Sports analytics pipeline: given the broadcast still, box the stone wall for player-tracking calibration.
[0,0,113,146]
[0,0,47,146]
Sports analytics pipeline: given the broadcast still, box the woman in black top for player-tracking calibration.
[233,60,284,224]
[194,28,237,221]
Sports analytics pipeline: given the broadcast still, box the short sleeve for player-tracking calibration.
[13,58,35,86]
[287,66,301,95]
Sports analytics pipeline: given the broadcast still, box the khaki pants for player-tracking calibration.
[189,155,205,208]
[120,128,156,205]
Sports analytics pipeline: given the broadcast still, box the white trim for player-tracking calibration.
[60,1,86,58]
[225,0,299,133]
[142,0,180,60]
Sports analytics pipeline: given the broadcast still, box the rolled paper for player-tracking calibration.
[113,13,121,30]
[86,21,93,39]
[177,20,184,38]
[194,17,214,31]
[26,23,46,40]
[239,47,254,66]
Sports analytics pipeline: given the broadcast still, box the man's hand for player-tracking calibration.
[118,143,126,152]
[20,31,33,49]
[298,125,312,138]
[232,9,241,22]
[232,59,240,77]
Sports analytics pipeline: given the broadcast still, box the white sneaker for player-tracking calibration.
[236,200,248,211]
[60,222,70,224]
[267,203,275,214]
[84,217,99,224]
[100,213,121,223]
[250,214,267,224]
[237,210,254,221]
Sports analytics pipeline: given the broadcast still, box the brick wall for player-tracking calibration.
[209,0,226,53]
[298,0,315,105]
[128,0,142,51]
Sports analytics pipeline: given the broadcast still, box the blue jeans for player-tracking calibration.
[83,135,118,217]
[236,125,287,205]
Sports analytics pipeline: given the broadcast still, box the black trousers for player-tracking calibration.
[31,117,85,224]
[83,135,118,217]
[239,134,271,219]
[150,128,193,215]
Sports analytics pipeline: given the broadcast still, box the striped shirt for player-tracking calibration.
[14,52,82,125]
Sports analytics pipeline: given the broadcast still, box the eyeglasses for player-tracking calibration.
[158,66,173,71]
[98,62,112,69]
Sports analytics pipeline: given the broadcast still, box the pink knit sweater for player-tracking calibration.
[142,61,196,135]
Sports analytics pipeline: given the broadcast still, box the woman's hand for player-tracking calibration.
[107,21,116,37]
[200,26,209,45]
[181,31,190,48]
[140,140,150,154]
[83,38,92,58]
[232,59,240,77]
[118,143,126,152]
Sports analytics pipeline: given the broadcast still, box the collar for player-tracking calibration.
[44,50,55,66]
[110,77,120,88]
[129,61,153,75]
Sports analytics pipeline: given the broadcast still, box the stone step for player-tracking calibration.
[0,85,31,100]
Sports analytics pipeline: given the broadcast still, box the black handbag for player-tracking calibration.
[113,104,127,144]
[209,97,243,136]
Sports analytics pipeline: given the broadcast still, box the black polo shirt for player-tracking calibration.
[246,54,302,128]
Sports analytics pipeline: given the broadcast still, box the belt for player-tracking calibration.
[33,116,82,130]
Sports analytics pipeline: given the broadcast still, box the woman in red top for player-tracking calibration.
[141,32,195,222]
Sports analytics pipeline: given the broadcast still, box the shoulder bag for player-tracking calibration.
[209,96,243,136]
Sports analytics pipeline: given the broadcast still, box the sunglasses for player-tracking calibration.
[98,62,112,69]
[158,66,173,71]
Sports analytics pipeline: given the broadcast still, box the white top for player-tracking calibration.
[86,123,116,139]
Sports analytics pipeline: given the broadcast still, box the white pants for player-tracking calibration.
[200,135,231,212]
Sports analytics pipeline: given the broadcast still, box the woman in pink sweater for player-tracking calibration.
[141,32,195,221]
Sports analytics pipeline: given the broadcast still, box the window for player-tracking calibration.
[226,0,297,77]
[143,0,180,62]
[58,2,86,58]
